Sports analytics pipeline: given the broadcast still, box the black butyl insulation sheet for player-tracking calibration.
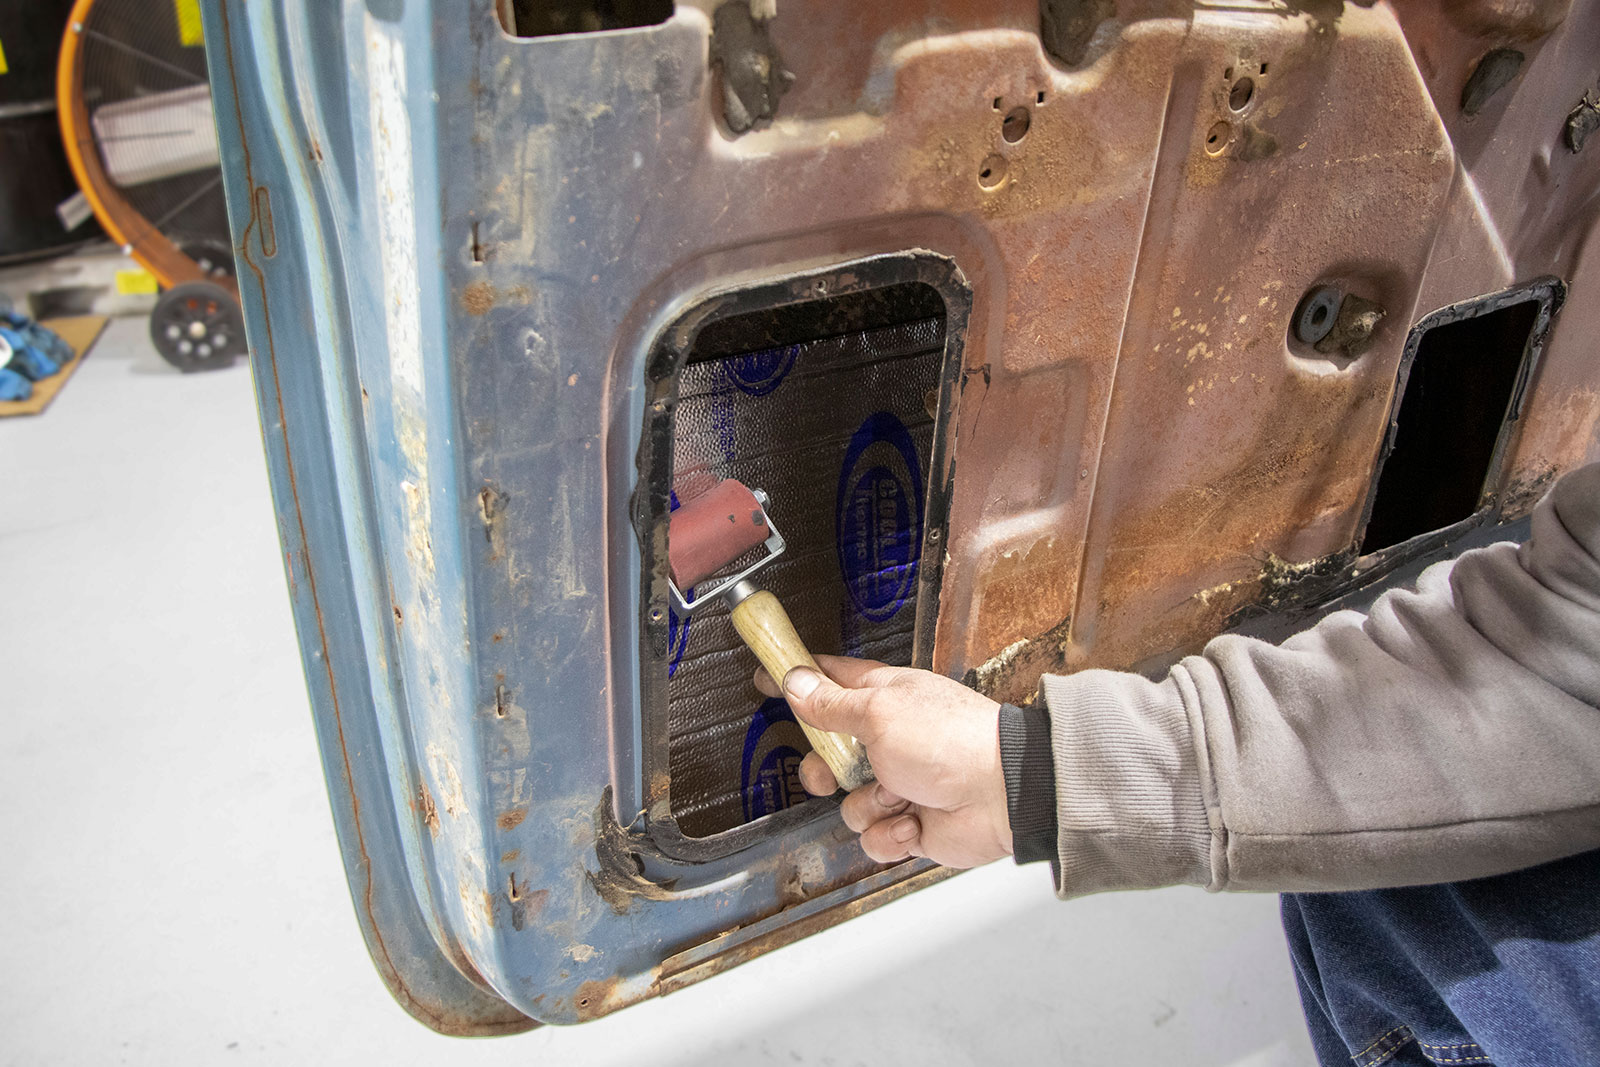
[667,314,947,837]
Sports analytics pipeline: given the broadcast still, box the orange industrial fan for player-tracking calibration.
[57,0,244,371]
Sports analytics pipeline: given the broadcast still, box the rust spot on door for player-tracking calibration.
[417,782,440,837]
[462,280,495,315]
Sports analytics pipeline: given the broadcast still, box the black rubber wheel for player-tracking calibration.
[173,237,236,281]
[150,281,245,372]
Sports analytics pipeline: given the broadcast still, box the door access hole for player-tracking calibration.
[1001,106,1031,143]
[497,0,672,36]
[1360,299,1542,553]
[1229,76,1255,110]
[663,281,949,837]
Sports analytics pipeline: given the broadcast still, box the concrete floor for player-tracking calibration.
[0,315,1317,1065]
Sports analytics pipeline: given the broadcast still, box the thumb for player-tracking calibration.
[782,666,877,740]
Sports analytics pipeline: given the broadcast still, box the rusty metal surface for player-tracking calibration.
[204,0,1600,1032]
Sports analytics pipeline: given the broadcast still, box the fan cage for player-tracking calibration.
[56,0,235,292]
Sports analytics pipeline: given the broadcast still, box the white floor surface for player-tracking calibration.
[0,316,1318,1065]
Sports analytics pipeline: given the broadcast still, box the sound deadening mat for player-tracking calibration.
[666,289,947,837]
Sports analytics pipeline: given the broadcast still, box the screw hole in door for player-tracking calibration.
[1204,121,1232,155]
[977,154,1008,189]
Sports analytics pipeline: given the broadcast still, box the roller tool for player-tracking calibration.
[667,479,875,792]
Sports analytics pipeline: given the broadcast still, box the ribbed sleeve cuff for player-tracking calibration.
[1037,670,1213,899]
[998,703,1058,871]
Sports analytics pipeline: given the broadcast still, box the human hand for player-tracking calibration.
[753,655,1012,868]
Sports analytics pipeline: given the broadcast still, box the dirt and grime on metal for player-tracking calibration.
[963,612,1072,707]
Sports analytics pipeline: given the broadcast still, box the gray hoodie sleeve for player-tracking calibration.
[1036,461,1600,898]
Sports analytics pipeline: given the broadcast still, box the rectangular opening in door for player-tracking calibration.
[495,0,673,36]
[1360,282,1559,555]
[662,281,949,839]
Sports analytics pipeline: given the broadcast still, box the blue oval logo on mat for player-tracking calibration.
[668,490,691,676]
[724,344,799,397]
[741,698,809,821]
[836,412,924,623]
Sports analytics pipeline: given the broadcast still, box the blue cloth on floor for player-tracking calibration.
[0,366,33,401]
[0,327,59,381]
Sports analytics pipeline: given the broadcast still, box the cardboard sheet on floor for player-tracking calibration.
[0,316,110,417]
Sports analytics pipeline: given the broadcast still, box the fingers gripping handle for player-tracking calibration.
[728,589,875,792]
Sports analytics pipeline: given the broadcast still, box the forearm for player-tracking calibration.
[1019,463,1600,898]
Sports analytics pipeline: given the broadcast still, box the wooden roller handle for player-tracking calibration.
[729,588,875,792]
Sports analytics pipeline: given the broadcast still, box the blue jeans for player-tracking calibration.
[1282,848,1600,1066]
